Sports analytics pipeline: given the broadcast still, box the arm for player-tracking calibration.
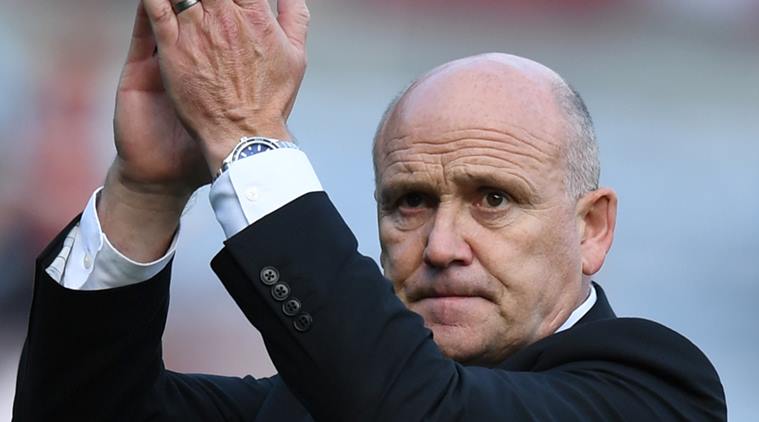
[14,221,277,421]
[15,219,172,420]
[13,2,282,419]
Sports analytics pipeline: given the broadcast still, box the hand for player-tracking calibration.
[113,1,211,198]
[143,0,310,175]
[98,1,212,262]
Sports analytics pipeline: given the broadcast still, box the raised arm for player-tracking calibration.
[12,2,287,419]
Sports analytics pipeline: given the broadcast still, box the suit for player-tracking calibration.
[13,192,726,421]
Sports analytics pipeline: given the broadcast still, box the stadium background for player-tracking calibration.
[1,0,757,419]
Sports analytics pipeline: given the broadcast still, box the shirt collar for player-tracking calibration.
[554,284,597,334]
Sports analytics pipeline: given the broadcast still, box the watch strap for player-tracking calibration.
[214,137,300,181]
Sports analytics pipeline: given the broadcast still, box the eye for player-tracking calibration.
[478,189,511,209]
[383,191,435,231]
[398,192,426,209]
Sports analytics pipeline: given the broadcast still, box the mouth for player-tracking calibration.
[411,295,491,325]
[402,272,497,310]
[420,292,482,300]
[416,295,486,306]
[408,285,494,304]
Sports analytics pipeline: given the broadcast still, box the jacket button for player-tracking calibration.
[282,298,302,316]
[271,283,291,301]
[260,267,280,285]
[293,313,313,332]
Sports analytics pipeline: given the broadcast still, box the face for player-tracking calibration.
[375,57,591,365]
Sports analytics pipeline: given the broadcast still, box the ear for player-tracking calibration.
[376,195,388,273]
[576,188,618,276]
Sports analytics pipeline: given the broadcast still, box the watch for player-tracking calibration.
[214,136,299,181]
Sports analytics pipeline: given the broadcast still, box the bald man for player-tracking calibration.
[375,54,609,366]
[14,1,725,421]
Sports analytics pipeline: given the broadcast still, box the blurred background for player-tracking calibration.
[1,0,757,419]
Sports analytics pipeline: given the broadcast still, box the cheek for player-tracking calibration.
[534,213,583,282]
[473,213,579,312]
[379,219,426,294]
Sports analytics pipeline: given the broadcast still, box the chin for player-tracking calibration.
[426,321,524,366]
[427,323,491,364]
[408,298,510,364]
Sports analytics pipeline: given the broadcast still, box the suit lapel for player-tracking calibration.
[576,282,616,326]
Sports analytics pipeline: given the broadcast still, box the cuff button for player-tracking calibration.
[260,267,280,285]
[282,298,302,316]
[271,283,291,301]
[245,187,259,201]
[293,313,313,332]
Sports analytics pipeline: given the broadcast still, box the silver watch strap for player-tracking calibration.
[214,137,300,181]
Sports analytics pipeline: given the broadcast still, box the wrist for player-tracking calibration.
[198,120,291,176]
[101,172,192,216]
[99,165,190,262]
[109,161,194,209]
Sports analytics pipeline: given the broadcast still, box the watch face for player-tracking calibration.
[236,140,275,159]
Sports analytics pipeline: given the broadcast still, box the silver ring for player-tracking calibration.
[174,0,200,14]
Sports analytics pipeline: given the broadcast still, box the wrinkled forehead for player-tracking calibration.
[377,59,568,168]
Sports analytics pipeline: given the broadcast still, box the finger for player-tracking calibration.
[277,0,309,50]
[233,0,275,19]
[171,0,204,25]
[196,0,227,10]
[143,0,179,44]
[125,2,156,63]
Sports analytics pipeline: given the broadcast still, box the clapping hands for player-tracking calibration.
[99,0,309,262]
[141,0,309,175]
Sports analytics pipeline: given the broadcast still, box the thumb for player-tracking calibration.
[277,0,310,50]
[125,2,156,63]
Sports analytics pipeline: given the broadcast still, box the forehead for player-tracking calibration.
[377,60,568,187]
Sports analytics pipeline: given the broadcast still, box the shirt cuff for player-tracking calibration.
[209,148,323,238]
[45,187,180,290]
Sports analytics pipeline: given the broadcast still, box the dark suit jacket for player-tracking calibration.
[13,192,726,421]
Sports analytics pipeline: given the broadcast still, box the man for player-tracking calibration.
[13,0,726,420]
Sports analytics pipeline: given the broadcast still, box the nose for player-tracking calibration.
[423,206,473,269]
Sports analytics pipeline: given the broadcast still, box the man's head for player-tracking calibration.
[373,53,617,366]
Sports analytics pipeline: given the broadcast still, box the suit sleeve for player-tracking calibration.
[211,192,726,422]
[13,216,276,422]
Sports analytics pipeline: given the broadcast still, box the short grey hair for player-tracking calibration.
[372,84,412,185]
[554,80,600,199]
[372,79,600,200]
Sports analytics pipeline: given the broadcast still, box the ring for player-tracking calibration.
[173,0,201,14]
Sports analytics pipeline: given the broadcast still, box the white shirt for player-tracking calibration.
[45,148,595,330]
[46,148,321,290]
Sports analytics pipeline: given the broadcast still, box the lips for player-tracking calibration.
[405,277,496,304]
[410,295,492,327]
[400,272,499,327]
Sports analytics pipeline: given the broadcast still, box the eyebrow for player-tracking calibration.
[378,167,537,205]
[377,176,436,204]
[449,168,536,200]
